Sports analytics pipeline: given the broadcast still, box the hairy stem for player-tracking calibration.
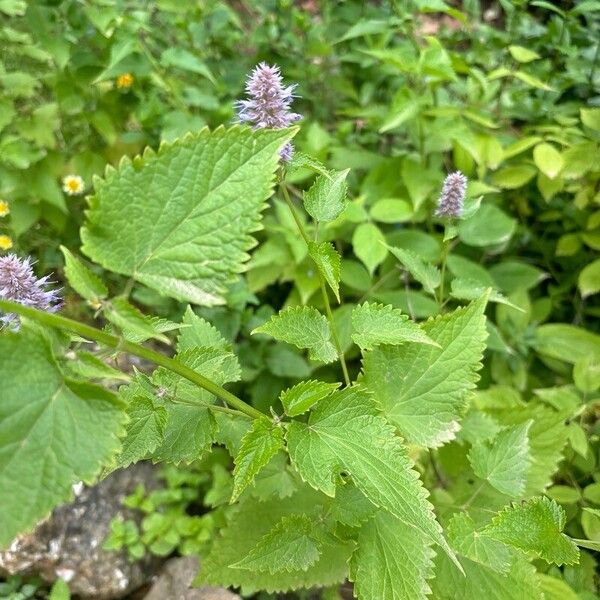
[280,184,351,386]
[0,300,264,420]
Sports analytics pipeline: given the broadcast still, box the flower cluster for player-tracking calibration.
[0,254,61,329]
[237,62,301,161]
[62,174,85,196]
[435,171,468,218]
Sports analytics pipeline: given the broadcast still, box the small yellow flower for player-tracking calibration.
[0,201,9,217]
[116,73,134,89]
[62,175,85,196]
[0,235,13,250]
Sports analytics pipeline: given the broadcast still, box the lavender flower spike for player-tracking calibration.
[0,254,61,329]
[435,171,468,218]
[236,62,301,161]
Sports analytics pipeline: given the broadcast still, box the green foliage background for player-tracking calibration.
[1,0,600,598]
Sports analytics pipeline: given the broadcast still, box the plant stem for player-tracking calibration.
[0,300,265,420]
[438,228,451,310]
[280,184,351,386]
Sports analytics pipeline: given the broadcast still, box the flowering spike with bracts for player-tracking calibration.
[236,62,301,161]
[435,171,468,218]
[0,254,62,329]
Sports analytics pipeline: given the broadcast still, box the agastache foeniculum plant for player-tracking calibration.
[0,254,61,329]
[435,171,468,218]
[236,62,301,161]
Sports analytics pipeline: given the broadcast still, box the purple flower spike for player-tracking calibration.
[0,254,62,329]
[236,62,301,161]
[435,171,468,218]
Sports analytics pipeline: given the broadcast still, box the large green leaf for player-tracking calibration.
[350,510,435,600]
[362,294,488,447]
[81,126,295,305]
[286,386,457,565]
[0,328,126,546]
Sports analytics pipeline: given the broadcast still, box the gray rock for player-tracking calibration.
[0,462,161,599]
[144,556,240,600]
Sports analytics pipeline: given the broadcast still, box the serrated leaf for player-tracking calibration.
[308,241,341,302]
[0,327,126,546]
[81,126,295,305]
[62,350,130,382]
[350,510,435,600]
[232,515,322,573]
[484,497,579,565]
[468,422,532,497]
[177,306,230,351]
[450,278,523,310]
[329,483,377,527]
[303,169,349,222]
[286,386,458,567]
[117,395,168,468]
[104,297,169,343]
[351,302,438,350]
[252,306,337,363]
[447,513,513,574]
[199,486,354,593]
[232,418,285,502]
[353,223,387,275]
[387,245,440,295]
[60,245,107,302]
[279,380,341,417]
[362,294,488,447]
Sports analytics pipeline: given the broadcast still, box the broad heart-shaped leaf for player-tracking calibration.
[387,245,440,295]
[0,328,126,546]
[60,245,107,302]
[232,417,285,502]
[199,485,354,594]
[252,306,337,363]
[468,422,532,497]
[308,241,341,302]
[447,513,513,575]
[81,126,295,305]
[483,497,579,566]
[231,515,322,573]
[351,302,438,350]
[279,380,340,417]
[350,510,435,600]
[286,386,458,567]
[362,293,488,448]
[303,169,349,222]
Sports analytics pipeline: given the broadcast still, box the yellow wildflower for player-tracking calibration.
[62,175,85,196]
[0,235,13,250]
[116,73,134,89]
[0,201,9,217]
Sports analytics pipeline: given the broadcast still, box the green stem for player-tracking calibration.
[0,300,264,420]
[280,184,351,386]
[438,234,450,310]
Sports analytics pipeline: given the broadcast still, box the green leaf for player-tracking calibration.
[447,513,512,574]
[104,297,169,344]
[369,198,413,223]
[252,306,337,363]
[60,246,108,302]
[308,241,341,302]
[351,302,438,350]
[491,166,536,189]
[533,143,564,179]
[279,380,341,417]
[160,48,215,83]
[81,126,295,305]
[468,422,532,497]
[578,258,600,298]
[177,306,230,351]
[484,497,579,565]
[362,294,488,447]
[350,510,435,600]
[450,278,522,310]
[0,328,125,546]
[536,324,600,364]
[62,350,130,382]
[514,70,553,91]
[199,486,354,593]
[353,223,387,275]
[286,386,458,566]
[387,245,440,295]
[117,395,168,468]
[232,514,322,573]
[232,418,285,503]
[508,45,540,62]
[489,261,546,293]
[48,579,70,600]
[303,169,349,222]
[459,205,516,247]
[580,108,600,131]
